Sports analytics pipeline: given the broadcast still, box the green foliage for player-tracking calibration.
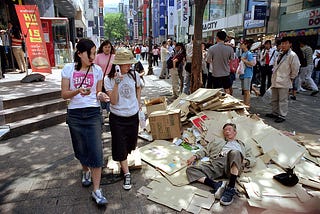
[104,13,127,42]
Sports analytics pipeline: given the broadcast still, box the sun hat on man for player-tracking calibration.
[113,48,137,65]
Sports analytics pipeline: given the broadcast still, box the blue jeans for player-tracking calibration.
[66,107,103,168]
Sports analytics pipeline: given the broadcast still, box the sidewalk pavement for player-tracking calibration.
[0,62,319,213]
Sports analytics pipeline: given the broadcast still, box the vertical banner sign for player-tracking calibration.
[153,0,159,39]
[15,5,51,73]
[134,22,139,40]
[181,0,189,27]
[143,1,148,41]
[138,11,143,40]
[129,0,134,40]
[159,0,166,36]
[168,0,175,35]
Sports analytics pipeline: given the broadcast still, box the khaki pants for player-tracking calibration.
[12,47,27,72]
[169,67,179,97]
[160,61,167,78]
[271,87,289,118]
[186,150,243,182]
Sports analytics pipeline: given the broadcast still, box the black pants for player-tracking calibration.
[260,65,273,96]
[153,55,159,66]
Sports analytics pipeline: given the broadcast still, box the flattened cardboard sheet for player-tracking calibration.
[140,140,193,175]
[184,88,221,103]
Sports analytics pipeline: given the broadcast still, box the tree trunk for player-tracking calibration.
[190,0,208,93]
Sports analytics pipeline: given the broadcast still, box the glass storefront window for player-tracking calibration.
[304,0,320,9]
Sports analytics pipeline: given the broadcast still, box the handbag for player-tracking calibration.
[236,60,245,75]
[229,58,239,73]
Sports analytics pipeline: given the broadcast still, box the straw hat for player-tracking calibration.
[227,31,235,38]
[113,48,137,65]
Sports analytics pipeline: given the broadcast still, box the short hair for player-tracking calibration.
[216,31,227,41]
[281,37,292,43]
[223,123,237,131]
[264,40,271,45]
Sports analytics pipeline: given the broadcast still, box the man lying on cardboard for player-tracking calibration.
[186,123,256,206]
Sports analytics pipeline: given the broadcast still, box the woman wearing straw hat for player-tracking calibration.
[61,38,109,205]
[104,48,141,191]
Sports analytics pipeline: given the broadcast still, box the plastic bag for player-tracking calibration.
[262,87,272,105]
[139,111,146,130]
[236,61,245,75]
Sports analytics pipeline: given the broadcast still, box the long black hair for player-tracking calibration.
[97,40,114,54]
[74,38,95,71]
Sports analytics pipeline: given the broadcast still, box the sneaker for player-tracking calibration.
[82,171,92,187]
[297,87,306,92]
[220,186,236,206]
[91,189,108,205]
[123,173,132,190]
[310,90,319,96]
[210,181,227,200]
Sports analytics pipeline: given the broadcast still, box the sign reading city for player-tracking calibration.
[15,5,51,73]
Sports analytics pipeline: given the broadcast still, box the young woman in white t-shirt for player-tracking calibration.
[61,39,109,205]
[104,48,141,191]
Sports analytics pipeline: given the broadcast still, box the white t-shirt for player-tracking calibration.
[61,63,103,109]
[105,71,141,117]
[220,140,243,157]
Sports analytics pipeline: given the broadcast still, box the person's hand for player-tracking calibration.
[187,155,197,166]
[114,72,124,84]
[97,92,110,102]
[78,87,91,96]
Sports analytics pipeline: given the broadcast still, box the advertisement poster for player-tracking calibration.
[15,5,51,73]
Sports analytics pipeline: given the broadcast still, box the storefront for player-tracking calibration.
[279,7,320,49]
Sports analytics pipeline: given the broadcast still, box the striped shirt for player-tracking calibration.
[11,37,22,48]
[301,45,314,66]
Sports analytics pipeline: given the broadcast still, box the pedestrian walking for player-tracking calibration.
[94,40,115,116]
[299,39,319,96]
[183,37,193,95]
[152,45,159,66]
[159,40,169,79]
[266,37,300,123]
[206,31,234,94]
[61,38,109,205]
[104,48,141,191]
[10,27,27,73]
[239,39,255,108]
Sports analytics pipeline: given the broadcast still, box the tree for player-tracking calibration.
[104,13,127,42]
[190,0,208,93]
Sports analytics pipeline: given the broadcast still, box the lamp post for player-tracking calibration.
[147,0,153,75]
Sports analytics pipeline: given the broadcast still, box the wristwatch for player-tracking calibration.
[115,77,121,84]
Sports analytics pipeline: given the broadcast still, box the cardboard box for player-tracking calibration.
[149,109,181,140]
[145,97,167,116]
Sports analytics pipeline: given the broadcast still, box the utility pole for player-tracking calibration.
[147,0,153,75]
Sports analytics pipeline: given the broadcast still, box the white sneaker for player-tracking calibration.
[92,189,108,205]
[81,171,92,187]
[123,173,132,190]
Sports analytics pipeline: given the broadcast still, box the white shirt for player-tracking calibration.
[105,71,141,117]
[220,140,243,157]
[61,63,102,109]
[186,42,193,62]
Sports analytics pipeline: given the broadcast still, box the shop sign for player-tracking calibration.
[15,5,51,74]
[309,9,320,26]
[244,11,265,29]
[253,5,267,20]
[202,19,225,32]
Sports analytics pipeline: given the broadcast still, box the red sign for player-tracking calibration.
[15,5,51,74]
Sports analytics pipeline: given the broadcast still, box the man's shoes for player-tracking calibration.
[211,181,227,200]
[297,87,306,92]
[311,90,319,96]
[220,186,236,206]
[82,170,92,187]
[91,189,108,205]
[159,76,165,79]
[123,173,132,190]
[290,95,296,100]
[274,117,285,123]
[265,113,277,118]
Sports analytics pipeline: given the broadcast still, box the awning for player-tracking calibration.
[54,0,76,18]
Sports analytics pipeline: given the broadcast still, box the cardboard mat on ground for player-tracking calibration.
[139,140,193,175]
[106,149,142,174]
[138,176,214,213]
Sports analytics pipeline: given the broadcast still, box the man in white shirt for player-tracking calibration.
[159,41,169,79]
[183,37,193,94]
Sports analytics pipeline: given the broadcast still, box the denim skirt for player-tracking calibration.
[66,107,103,168]
[109,112,139,161]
